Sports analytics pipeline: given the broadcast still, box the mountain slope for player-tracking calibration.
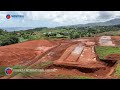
[58,18,120,28]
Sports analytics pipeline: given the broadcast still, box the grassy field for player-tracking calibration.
[96,30,120,36]
[95,46,120,77]
[55,74,94,79]
[95,46,120,60]
[114,64,120,76]
[32,61,53,69]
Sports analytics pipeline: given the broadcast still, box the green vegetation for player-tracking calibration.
[96,30,120,36]
[114,61,120,77]
[39,61,53,68]
[0,63,51,77]
[56,74,93,79]
[0,66,7,76]
[20,61,53,77]
[0,37,19,46]
[95,46,120,60]
[33,61,53,69]
[114,65,120,76]
[1,25,120,46]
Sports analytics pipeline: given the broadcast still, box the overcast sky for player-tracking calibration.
[0,11,120,27]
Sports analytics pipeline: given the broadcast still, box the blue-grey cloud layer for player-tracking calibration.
[0,11,120,27]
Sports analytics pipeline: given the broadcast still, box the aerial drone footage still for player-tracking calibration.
[0,11,120,79]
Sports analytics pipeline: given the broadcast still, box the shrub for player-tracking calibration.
[69,32,80,39]
[1,37,19,46]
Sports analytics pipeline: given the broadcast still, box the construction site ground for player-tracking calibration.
[0,36,120,79]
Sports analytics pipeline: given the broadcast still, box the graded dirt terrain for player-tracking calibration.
[54,42,105,69]
[105,54,120,61]
[0,36,120,79]
[111,36,120,46]
[0,40,57,66]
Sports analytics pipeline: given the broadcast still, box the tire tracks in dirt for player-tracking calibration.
[0,43,61,79]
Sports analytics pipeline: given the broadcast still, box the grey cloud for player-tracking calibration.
[98,11,114,20]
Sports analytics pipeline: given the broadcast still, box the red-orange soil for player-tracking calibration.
[111,36,120,46]
[0,37,120,79]
[105,54,120,61]
[0,40,57,66]
[54,42,105,68]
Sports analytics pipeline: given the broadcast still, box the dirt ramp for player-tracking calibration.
[54,42,105,69]
[65,44,84,62]
[77,46,105,68]
[56,44,78,62]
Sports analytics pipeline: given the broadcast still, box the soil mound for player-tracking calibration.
[0,40,56,66]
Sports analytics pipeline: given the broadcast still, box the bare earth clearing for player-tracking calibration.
[0,36,120,79]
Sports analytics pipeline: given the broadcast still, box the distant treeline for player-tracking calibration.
[1,25,120,46]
